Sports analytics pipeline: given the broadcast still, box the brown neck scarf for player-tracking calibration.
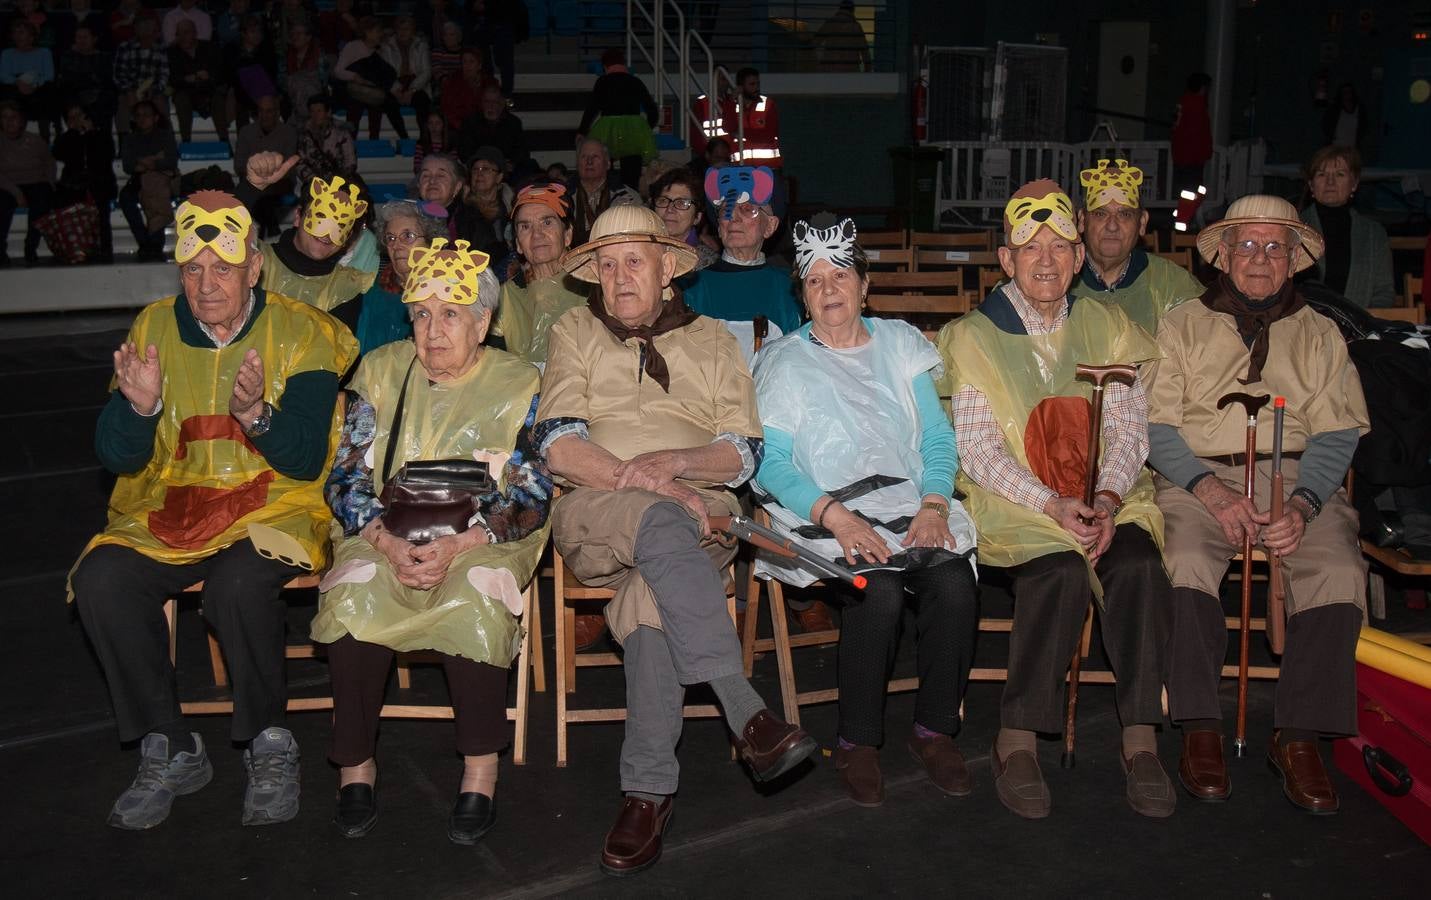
[1200,271,1306,385]
[587,290,699,392]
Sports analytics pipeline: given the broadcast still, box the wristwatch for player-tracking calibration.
[242,402,273,438]
[920,501,949,520]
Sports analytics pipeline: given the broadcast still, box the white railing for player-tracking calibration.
[626,0,727,150]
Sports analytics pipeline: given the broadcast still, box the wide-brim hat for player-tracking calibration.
[561,204,698,283]
[1196,194,1324,274]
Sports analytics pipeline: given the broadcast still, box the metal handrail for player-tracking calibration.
[625,0,733,151]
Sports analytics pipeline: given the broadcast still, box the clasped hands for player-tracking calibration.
[1192,477,1308,556]
[610,450,713,536]
[1043,495,1118,563]
[113,342,269,427]
[364,519,488,591]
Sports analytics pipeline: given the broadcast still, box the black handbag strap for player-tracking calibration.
[380,356,419,485]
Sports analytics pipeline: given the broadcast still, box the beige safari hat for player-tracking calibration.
[1197,194,1324,274]
[561,204,699,283]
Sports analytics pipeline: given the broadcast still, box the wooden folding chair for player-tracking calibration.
[1404,275,1424,310]
[1155,249,1192,271]
[552,540,739,767]
[1140,232,1161,253]
[977,266,1005,302]
[1375,305,1425,325]
[859,229,909,250]
[166,580,543,764]
[866,271,968,326]
[909,230,994,255]
[863,247,914,273]
[1169,232,1199,253]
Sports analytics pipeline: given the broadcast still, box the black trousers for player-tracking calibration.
[1003,524,1170,733]
[326,634,509,766]
[837,556,979,746]
[0,181,54,259]
[72,541,302,744]
[1165,587,1361,735]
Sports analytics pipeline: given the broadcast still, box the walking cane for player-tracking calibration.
[1267,397,1289,655]
[1216,391,1271,757]
[1062,363,1139,768]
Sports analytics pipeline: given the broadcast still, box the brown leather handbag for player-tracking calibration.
[377,360,495,544]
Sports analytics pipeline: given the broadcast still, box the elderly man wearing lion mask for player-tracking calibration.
[68,190,357,832]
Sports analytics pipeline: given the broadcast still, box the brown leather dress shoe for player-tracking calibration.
[733,709,818,783]
[834,745,884,807]
[1123,751,1177,818]
[573,612,606,652]
[1267,732,1339,815]
[599,796,673,877]
[793,600,836,633]
[992,744,1051,819]
[907,732,972,797]
[1178,729,1230,802]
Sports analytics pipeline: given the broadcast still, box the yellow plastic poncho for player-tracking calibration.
[310,341,548,666]
[259,241,375,313]
[1071,252,1205,335]
[936,292,1163,589]
[70,292,358,586]
[493,272,588,366]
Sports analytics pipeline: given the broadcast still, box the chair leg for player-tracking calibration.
[529,581,546,693]
[513,585,532,766]
[396,656,412,690]
[563,603,577,692]
[1368,569,1386,622]
[767,581,801,725]
[164,598,177,665]
[554,589,569,768]
[207,626,228,688]
[741,576,762,677]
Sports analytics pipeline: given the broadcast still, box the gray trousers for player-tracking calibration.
[620,502,744,794]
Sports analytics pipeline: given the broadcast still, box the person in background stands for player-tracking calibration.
[1322,83,1368,153]
[568,137,639,246]
[334,15,409,141]
[162,0,211,46]
[1171,72,1212,198]
[379,15,433,142]
[1,19,55,141]
[233,94,299,238]
[113,15,170,143]
[225,14,277,133]
[214,0,251,49]
[814,1,869,72]
[56,24,116,134]
[57,0,110,53]
[118,99,179,263]
[1298,144,1394,309]
[413,111,451,174]
[109,0,158,47]
[279,18,327,127]
[318,0,361,57]
[417,151,500,260]
[577,49,658,193]
[297,93,357,184]
[53,102,117,263]
[468,0,523,95]
[429,19,466,98]
[440,46,494,135]
[0,99,54,268]
[457,81,527,173]
[723,67,781,168]
[1073,159,1204,335]
[168,18,231,145]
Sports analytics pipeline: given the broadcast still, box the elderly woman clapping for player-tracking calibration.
[752,216,980,807]
[312,238,551,844]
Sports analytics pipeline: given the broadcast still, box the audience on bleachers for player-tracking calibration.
[429,19,465,97]
[417,150,499,260]
[1,18,54,140]
[0,98,52,267]
[577,48,658,192]
[279,17,325,123]
[109,0,158,47]
[348,198,443,355]
[226,13,277,130]
[649,167,718,272]
[57,24,115,133]
[232,93,297,236]
[297,93,356,184]
[162,0,212,47]
[569,137,639,245]
[456,81,526,173]
[334,15,408,141]
[52,102,116,263]
[379,15,431,142]
[59,0,108,53]
[118,99,179,262]
[464,144,512,243]
[169,19,230,144]
[113,15,169,141]
[412,110,450,174]
[440,46,494,134]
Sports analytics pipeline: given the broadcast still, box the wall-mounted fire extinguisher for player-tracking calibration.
[913,67,928,143]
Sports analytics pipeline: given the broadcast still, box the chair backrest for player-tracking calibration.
[1155,249,1193,271]
[1170,231,1199,251]
[1389,236,1426,252]
[863,247,914,271]
[1404,274,1424,310]
[866,270,968,318]
[1376,305,1425,325]
[1140,232,1160,252]
[909,230,994,252]
[860,229,909,249]
[977,266,1005,300]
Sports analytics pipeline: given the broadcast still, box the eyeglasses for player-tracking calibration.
[384,229,422,246]
[726,203,764,221]
[654,197,695,211]
[1229,239,1292,260]
[471,164,500,176]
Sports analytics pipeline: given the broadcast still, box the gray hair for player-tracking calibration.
[373,200,446,246]
[578,137,611,163]
[1222,223,1302,249]
[420,152,465,183]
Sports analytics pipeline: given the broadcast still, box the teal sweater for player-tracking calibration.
[680,258,802,335]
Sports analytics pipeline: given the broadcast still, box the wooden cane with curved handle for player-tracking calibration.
[1216,391,1270,757]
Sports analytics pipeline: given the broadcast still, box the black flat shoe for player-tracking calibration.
[448,791,496,845]
[334,783,378,838]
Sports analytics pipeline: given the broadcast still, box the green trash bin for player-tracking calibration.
[890,146,942,233]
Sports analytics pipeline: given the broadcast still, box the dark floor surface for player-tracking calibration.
[3,325,1429,899]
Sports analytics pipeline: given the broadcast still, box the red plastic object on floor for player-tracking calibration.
[1333,662,1431,846]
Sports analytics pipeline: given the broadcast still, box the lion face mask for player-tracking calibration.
[174,191,254,265]
[1003,179,1079,247]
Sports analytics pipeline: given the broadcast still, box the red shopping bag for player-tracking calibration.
[34,200,101,264]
